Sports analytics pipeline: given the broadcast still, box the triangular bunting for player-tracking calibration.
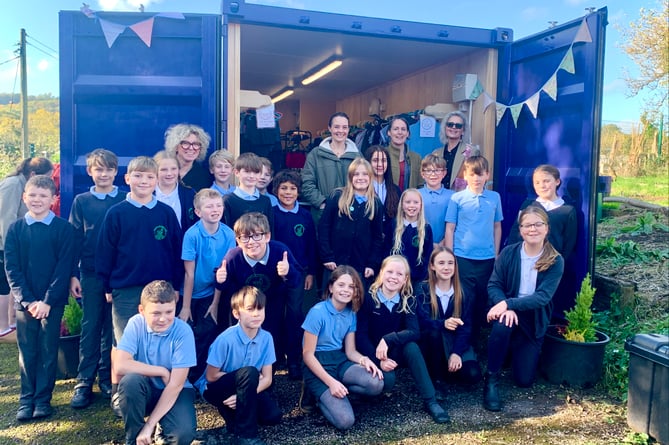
[559,47,575,74]
[99,19,126,48]
[574,19,593,43]
[156,12,186,19]
[525,92,540,118]
[509,103,523,127]
[542,74,558,101]
[495,104,507,126]
[483,92,495,112]
[129,17,155,47]
[469,80,484,100]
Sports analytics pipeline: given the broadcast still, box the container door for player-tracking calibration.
[493,8,607,283]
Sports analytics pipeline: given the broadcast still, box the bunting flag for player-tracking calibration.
[130,17,155,47]
[509,103,523,127]
[469,80,484,100]
[542,74,558,101]
[559,47,575,74]
[526,92,540,118]
[99,19,126,48]
[482,92,495,112]
[574,19,593,43]
[496,104,507,126]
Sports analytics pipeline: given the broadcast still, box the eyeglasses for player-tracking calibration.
[179,141,202,151]
[520,222,547,230]
[446,122,464,129]
[237,232,266,243]
[422,169,444,175]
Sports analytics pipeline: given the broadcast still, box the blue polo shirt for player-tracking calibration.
[181,220,236,299]
[419,185,454,244]
[446,188,503,260]
[302,299,356,352]
[117,314,196,389]
[194,323,275,394]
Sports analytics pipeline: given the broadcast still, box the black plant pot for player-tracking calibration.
[539,325,610,388]
[57,334,80,380]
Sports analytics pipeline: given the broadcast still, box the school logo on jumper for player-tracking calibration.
[188,207,195,221]
[246,274,271,292]
[154,225,167,240]
[293,223,305,237]
[412,235,419,247]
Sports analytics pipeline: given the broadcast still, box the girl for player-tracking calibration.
[154,151,198,236]
[364,145,400,254]
[302,266,384,430]
[483,206,564,411]
[356,255,450,424]
[385,117,422,190]
[318,158,384,287]
[391,189,433,284]
[415,247,482,389]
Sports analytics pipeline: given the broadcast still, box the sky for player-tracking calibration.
[0,0,660,125]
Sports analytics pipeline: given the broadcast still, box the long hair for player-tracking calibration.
[364,145,399,219]
[533,164,562,193]
[518,206,560,272]
[391,189,427,266]
[426,246,463,319]
[337,158,377,220]
[368,255,414,314]
[438,111,468,144]
[323,265,364,312]
[6,157,53,179]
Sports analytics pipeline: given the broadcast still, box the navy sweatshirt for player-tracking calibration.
[272,205,318,276]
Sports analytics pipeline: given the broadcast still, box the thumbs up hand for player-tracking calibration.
[216,259,228,283]
[277,251,290,277]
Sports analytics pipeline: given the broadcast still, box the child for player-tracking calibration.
[257,157,279,207]
[318,158,384,288]
[215,212,300,362]
[302,265,384,430]
[69,149,127,409]
[115,280,196,445]
[444,155,503,343]
[418,155,453,247]
[364,145,400,255]
[154,150,198,236]
[196,286,281,445]
[483,206,563,411]
[209,149,236,197]
[390,188,433,285]
[271,169,318,380]
[4,175,75,421]
[356,255,449,424]
[180,188,236,383]
[95,156,183,415]
[222,153,274,231]
[415,247,482,391]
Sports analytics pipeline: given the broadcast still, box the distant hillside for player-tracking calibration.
[0,93,58,113]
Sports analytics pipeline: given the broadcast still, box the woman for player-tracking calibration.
[483,206,564,412]
[364,145,400,254]
[301,112,360,222]
[164,123,213,191]
[431,111,471,191]
[0,157,54,337]
[386,117,422,191]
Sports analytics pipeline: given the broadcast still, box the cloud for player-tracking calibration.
[97,0,163,11]
[603,78,627,94]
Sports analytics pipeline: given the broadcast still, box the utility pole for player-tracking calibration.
[20,28,29,159]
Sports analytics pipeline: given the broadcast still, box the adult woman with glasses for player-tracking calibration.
[385,117,422,191]
[164,123,213,191]
[482,205,563,412]
[432,111,472,191]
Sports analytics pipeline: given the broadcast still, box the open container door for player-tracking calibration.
[493,8,607,286]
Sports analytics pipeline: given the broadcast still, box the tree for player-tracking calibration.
[618,0,669,119]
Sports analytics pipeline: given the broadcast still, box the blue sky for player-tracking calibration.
[0,0,659,125]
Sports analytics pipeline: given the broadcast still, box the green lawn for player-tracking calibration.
[610,175,669,207]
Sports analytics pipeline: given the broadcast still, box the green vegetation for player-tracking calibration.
[61,296,83,337]
[619,212,669,234]
[596,237,669,266]
[563,274,598,342]
[610,175,669,207]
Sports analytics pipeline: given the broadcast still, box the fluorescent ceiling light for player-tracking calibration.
[301,59,343,86]
[271,88,294,103]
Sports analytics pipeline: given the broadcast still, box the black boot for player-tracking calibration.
[483,371,501,411]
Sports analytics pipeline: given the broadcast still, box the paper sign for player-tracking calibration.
[256,104,276,128]
[419,115,436,138]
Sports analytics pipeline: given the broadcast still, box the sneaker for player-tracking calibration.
[32,404,53,419]
[16,405,33,422]
[110,392,123,418]
[70,384,93,409]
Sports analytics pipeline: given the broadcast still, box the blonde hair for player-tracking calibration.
[337,158,377,220]
[164,123,210,162]
[193,188,223,209]
[426,246,463,319]
[208,149,235,170]
[518,206,561,272]
[127,156,157,175]
[368,255,414,314]
[391,189,427,266]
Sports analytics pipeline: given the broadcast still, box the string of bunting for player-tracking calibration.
[80,3,185,48]
[468,18,593,128]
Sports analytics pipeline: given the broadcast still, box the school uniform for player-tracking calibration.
[222,189,274,231]
[391,221,434,284]
[419,185,454,244]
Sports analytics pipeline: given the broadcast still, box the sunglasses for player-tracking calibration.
[446,122,464,129]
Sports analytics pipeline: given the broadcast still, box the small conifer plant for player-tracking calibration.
[563,273,597,342]
[61,296,83,336]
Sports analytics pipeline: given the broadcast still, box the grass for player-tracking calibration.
[610,175,669,207]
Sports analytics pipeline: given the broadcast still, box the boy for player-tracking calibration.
[69,149,127,409]
[418,155,454,247]
[179,188,236,383]
[215,212,300,363]
[115,280,196,445]
[222,153,274,231]
[271,170,317,380]
[256,157,279,207]
[196,286,281,445]
[444,155,503,343]
[209,149,236,196]
[4,175,75,421]
[96,156,183,414]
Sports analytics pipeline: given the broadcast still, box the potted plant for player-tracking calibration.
[539,274,611,387]
[58,295,83,379]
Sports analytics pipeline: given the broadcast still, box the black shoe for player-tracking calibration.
[32,404,53,419]
[110,392,123,418]
[483,371,502,412]
[16,405,33,422]
[71,384,93,409]
[99,382,112,400]
[288,364,303,381]
[425,401,450,423]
